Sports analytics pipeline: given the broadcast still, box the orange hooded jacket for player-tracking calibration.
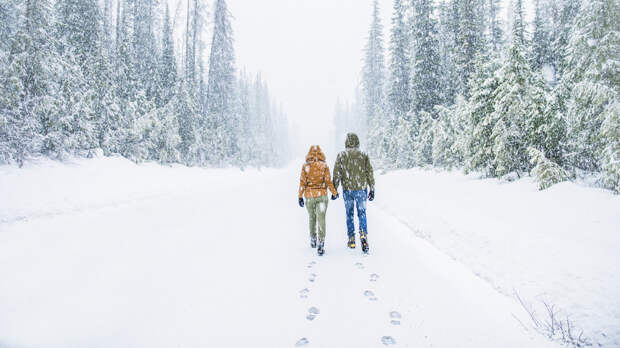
[298,145,338,199]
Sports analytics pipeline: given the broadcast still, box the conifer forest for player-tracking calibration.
[336,0,619,192]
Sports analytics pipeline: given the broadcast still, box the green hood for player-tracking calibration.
[345,133,360,149]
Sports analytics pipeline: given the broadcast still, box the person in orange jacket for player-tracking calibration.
[298,145,339,256]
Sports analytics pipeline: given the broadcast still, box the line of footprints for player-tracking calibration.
[295,261,401,347]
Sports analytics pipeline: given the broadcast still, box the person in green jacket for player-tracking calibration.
[332,133,375,253]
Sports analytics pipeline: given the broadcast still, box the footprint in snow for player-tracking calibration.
[370,273,380,282]
[355,262,365,269]
[295,337,309,346]
[307,261,316,269]
[308,273,317,282]
[306,307,320,321]
[364,290,378,301]
[390,311,402,319]
[390,320,401,325]
[381,336,396,345]
[308,307,320,314]
[299,288,309,299]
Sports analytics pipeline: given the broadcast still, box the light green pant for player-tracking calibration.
[306,195,329,241]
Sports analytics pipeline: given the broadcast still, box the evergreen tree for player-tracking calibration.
[464,55,502,175]
[491,0,548,177]
[551,0,581,76]
[387,0,412,119]
[487,0,504,53]
[0,0,19,53]
[362,0,386,158]
[3,0,68,161]
[206,0,238,165]
[132,0,159,100]
[437,0,459,105]
[410,0,442,115]
[562,0,619,178]
[454,0,486,97]
[414,111,434,165]
[529,147,567,190]
[158,5,177,107]
[531,0,553,71]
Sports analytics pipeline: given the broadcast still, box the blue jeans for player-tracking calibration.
[343,190,367,237]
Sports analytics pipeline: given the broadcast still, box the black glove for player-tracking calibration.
[298,198,305,208]
[368,190,375,201]
[331,193,339,200]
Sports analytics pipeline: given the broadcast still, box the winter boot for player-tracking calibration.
[317,240,325,256]
[310,237,317,248]
[360,231,369,253]
[348,236,356,249]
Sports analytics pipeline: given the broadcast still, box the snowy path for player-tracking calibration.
[0,160,559,347]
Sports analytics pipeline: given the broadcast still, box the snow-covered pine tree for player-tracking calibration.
[102,0,114,63]
[464,54,501,175]
[562,0,619,183]
[529,147,567,190]
[394,112,417,168]
[0,0,19,53]
[236,69,253,166]
[362,0,386,159]
[56,0,116,154]
[3,0,68,162]
[490,0,549,177]
[432,105,456,169]
[414,111,434,166]
[454,0,487,98]
[157,4,177,107]
[530,0,553,72]
[0,42,41,165]
[487,0,504,53]
[206,0,238,166]
[410,0,442,116]
[600,102,620,193]
[387,0,412,124]
[174,82,200,165]
[551,0,581,77]
[437,0,459,105]
[132,0,159,101]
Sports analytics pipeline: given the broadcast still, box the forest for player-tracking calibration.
[0,0,291,168]
[335,0,619,192]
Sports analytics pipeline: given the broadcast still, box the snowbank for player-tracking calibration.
[376,168,620,346]
[0,156,274,225]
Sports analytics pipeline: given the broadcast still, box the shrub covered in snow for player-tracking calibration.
[529,147,567,190]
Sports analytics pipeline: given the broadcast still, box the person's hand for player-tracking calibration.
[331,193,339,201]
[298,198,305,208]
[368,190,375,201]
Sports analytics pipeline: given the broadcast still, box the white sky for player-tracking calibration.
[228,0,393,154]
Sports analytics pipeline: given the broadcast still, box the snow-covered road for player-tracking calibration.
[0,157,561,348]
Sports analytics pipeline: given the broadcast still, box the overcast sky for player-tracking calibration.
[227,0,393,154]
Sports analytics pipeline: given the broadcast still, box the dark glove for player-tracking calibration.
[298,197,305,208]
[331,194,339,200]
[368,190,375,201]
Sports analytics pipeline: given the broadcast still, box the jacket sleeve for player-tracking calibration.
[325,165,338,196]
[332,153,342,190]
[365,154,375,190]
[298,165,307,198]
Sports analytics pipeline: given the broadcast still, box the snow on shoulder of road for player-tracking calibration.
[377,168,620,347]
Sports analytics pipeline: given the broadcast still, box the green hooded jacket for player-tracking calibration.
[333,133,375,192]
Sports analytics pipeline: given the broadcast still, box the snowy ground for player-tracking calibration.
[0,157,615,347]
[376,169,620,347]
